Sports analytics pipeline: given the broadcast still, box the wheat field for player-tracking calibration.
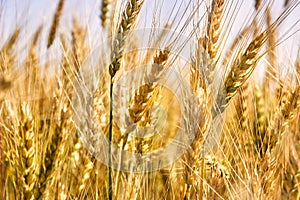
[0,0,300,199]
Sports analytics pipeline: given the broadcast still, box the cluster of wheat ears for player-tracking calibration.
[0,0,300,199]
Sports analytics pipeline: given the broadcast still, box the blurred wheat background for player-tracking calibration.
[0,0,300,199]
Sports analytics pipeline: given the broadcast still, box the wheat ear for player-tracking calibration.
[20,103,38,200]
[100,0,112,28]
[109,0,144,78]
[216,31,267,113]
[205,0,225,60]
[255,0,261,10]
[0,28,20,54]
[128,49,170,125]
[0,77,11,91]
[200,0,225,85]
[47,0,65,48]
[285,0,290,6]
[0,29,20,72]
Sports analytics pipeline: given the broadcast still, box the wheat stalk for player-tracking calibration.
[107,1,145,198]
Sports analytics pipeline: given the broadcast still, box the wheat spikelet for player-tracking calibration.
[60,33,74,99]
[259,150,282,199]
[109,0,144,78]
[143,23,171,64]
[281,86,300,121]
[47,0,65,48]
[100,0,112,28]
[93,74,110,135]
[190,62,211,161]
[185,60,212,199]
[204,155,230,195]
[27,26,43,63]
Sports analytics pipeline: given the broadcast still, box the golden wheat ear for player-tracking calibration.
[285,0,290,6]
[0,28,20,53]
[200,0,225,86]
[128,49,170,126]
[216,0,299,114]
[47,0,65,48]
[100,0,112,28]
[205,0,225,60]
[109,0,144,78]
[255,0,261,10]
[0,29,20,72]
[215,31,267,115]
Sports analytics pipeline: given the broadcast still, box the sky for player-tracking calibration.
[0,0,299,70]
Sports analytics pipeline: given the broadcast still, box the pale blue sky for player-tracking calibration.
[0,0,299,69]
